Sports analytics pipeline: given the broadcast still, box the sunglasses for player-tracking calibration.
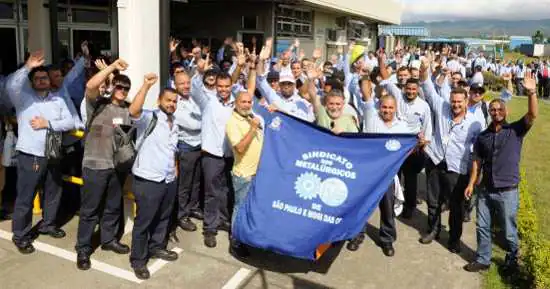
[114,84,130,92]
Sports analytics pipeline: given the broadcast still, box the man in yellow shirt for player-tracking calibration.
[226,90,264,258]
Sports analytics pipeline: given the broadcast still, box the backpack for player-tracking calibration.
[112,112,158,173]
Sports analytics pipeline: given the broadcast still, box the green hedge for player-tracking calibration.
[482,72,508,92]
[517,170,550,288]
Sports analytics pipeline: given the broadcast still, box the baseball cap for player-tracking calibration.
[350,45,366,65]
[470,82,486,94]
[267,70,280,82]
[279,73,295,84]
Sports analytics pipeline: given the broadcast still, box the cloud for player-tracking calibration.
[402,0,550,22]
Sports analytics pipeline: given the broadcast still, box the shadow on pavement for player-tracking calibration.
[241,269,336,289]
[235,241,344,275]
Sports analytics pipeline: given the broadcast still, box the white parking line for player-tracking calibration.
[0,229,181,284]
[222,267,253,289]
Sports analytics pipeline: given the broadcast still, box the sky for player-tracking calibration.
[401,0,550,22]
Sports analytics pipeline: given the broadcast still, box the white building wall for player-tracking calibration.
[117,0,160,109]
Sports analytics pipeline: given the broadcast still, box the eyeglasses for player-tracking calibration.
[33,76,49,81]
[114,84,130,92]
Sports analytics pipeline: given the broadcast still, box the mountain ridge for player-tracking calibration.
[403,19,550,38]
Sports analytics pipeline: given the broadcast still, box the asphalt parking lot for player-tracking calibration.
[0,202,481,289]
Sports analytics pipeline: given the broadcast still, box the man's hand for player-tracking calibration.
[259,46,270,62]
[169,37,180,53]
[417,132,430,148]
[337,45,344,55]
[94,58,108,71]
[112,59,129,71]
[81,41,90,57]
[237,53,246,67]
[312,48,322,60]
[464,185,474,200]
[248,52,257,69]
[26,50,45,70]
[293,38,300,48]
[143,73,158,87]
[332,127,344,135]
[522,72,537,94]
[298,49,305,61]
[196,57,212,74]
[306,68,320,80]
[267,104,278,113]
[265,37,273,49]
[249,117,261,131]
[30,116,48,130]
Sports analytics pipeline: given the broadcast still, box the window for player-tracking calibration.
[0,1,14,19]
[72,8,109,24]
[276,5,313,38]
[242,16,257,30]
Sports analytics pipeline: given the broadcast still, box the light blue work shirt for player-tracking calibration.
[422,77,482,175]
[363,99,412,134]
[5,66,75,157]
[256,75,315,122]
[379,79,433,139]
[132,109,178,183]
[174,94,202,147]
[191,74,235,157]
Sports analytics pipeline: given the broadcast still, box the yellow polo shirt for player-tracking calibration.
[226,111,264,178]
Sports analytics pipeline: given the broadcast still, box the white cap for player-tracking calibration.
[279,73,296,84]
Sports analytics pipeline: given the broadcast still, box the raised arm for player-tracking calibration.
[86,58,128,101]
[256,43,282,106]
[63,41,90,89]
[247,53,257,96]
[128,73,158,118]
[419,57,444,113]
[6,50,45,108]
[189,57,212,111]
[522,72,538,126]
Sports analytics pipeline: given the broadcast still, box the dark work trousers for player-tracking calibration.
[130,176,177,268]
[425,158,469,241]
[1,166,17,212]
[12,152,63,245]
[59,142,84,219]
[399,150,425,210]
[177,147,202,220]
[425,159,447,234]
[202,152,233,235]
[75,168,126,255]
[379,183,396,245]
[446,173,469,244]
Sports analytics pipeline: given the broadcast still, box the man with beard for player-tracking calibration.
[419,57,482,254]
[378,52,432,219]
[225,91,264,258]
[129,76,179,280]
[463,72,538,273]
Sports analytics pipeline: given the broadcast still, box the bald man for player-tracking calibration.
[226,91,265,258]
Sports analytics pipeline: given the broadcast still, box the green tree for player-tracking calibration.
[532,30,545,44]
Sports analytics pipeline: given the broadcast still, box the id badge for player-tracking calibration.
[112,117,123,125]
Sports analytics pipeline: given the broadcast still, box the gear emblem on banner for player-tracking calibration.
[294,172,321,200]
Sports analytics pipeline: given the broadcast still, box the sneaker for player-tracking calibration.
[178,217,197,232]
[204,233,217,248]
[463,261,490,272]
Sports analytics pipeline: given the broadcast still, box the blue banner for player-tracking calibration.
[234,112,417,260]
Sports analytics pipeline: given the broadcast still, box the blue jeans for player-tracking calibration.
[231,174,254,232]
[475,187,519,266]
